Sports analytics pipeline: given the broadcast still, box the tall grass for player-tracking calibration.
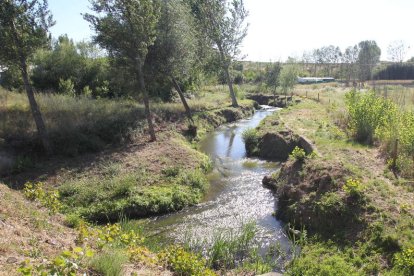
[90,250,128,276]
[375,85,414,110]
[0,86,236,156]
[185,222,285,274]
[0,89,144,155]
[345,89,414,178]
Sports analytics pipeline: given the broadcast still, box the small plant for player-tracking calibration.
[162,166,181,177]
[394,247,414,275]
[242,128,259,156]
[128,246,158,266]
[343,178,364,197]
[91,250,128,276]
[23,182,62,214]
[18,247,94,276]
[158,245,217,276]
[76,221,144,249]
[290,146,306,161]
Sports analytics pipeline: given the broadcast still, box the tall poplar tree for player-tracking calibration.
[85,0,160,141]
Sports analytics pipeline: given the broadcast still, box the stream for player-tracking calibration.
[142,106,290,261]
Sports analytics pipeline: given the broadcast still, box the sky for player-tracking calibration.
[48,0,414,62]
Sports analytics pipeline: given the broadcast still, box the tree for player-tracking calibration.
[312,45,341,76]
[341,45,359,86]
[189,0,248,107]
[85,0,160,141]
[0,0,54,154]
[279,65,298,102]
[145,0,198,123]
[265,62,281,102]
[31,35,109,97]
[357,40,381,82]
[387,40,409,63]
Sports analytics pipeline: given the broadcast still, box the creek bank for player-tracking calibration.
[244,112,314,161]
[262,158,367,237]
[6,102,258,224]
[246,93,300,108]
[252,112,366,237]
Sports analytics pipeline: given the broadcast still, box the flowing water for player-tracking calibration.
[143,106,290,256]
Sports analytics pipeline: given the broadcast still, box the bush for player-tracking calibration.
[345,90,396,144]
[289,146,306,161]
[394,247,414,275]
[23,182,62,214]
[159,245,217,276]
[343,178,364,198]
[287,243,360,276]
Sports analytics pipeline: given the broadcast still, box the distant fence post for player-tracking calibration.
[306,91,308,98]
[317,93,320,102]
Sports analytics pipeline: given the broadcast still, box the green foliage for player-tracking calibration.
[190,0,248,106]
[280,65,299,95]
[59,169,208,222]
[91,250,128,276]
[343,178,364,197]
[346,89,414,177]
[0,0,54,67]
[0,91,143,156]
[346,90,397,144]
[18,247,94,276]
[242,128,259,156]
[144,0,200,102]
[206,223,256,270]
[394,247,414,275]
[265,62,282,92]
[0,65,23,90]
[289,146,306,161]
[357,40,381,81]
[159,245,217,276]
[58,78,75,96]
[32,36,109,96]
[23,182,62,214]
[287,243,361,276]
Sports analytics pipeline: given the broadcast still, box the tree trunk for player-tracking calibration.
[20,57,52,155]
[137,64,156,142]
[224,66,238,107]
[10,18,52,154]
[172,78,193,124]
[217,45,238,107]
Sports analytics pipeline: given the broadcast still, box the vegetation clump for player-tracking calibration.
[242,128,260,156]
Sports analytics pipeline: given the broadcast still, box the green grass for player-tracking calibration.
[59,167,209,222]
[0,85,255,156]
[255,94,414,274]
[90,250,129,276]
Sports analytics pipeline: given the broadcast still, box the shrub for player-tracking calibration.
[23,182,62,214]
[18,247,94,276]
[290,146,306,161]
[345,90,396,144]
[159,245,217,276]
[343,178,364,197]
[394,247,414,275]
[287,243,360,276]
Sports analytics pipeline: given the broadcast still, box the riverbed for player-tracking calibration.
[143,106,289,254]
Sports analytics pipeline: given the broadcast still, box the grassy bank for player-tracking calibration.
[255,92,414,275]
[1,85,255,224]
[0,84,262,274]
